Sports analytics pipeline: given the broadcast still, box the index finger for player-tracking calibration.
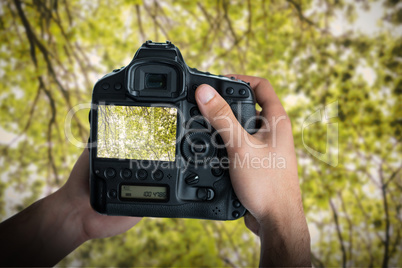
[225,74,287,120]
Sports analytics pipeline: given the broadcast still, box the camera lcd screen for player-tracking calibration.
[97,105,177,161]
[121,185,167,200]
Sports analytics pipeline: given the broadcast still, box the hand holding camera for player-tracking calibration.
[195,77,310,265]
[89,41,257,220]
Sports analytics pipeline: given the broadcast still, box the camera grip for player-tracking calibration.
[230,102,257,134]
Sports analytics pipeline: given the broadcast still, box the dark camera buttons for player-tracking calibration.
[226,87,234,95]
[238,88,249,97]
[108,189,117,199]
[232,210,240,218]
[196,188,215,201]
[152,170,164,181]
[185,174,199,185]
[188,107,208,129]
[191,140,207,154]
[233,200,241,208]
[211,167,224,177]
[104,168,116,179]
[114,83,122,90]
[223,86,250,98]
[181,132,216,164]
[187,84,199,104]
[190,106,201,117]
[136,169,148,180]
[120,169,132,179]
[102,83,110,90]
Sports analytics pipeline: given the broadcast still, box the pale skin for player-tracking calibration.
[0,75,311,267]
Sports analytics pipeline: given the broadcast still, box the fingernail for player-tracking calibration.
[198,85,216,104]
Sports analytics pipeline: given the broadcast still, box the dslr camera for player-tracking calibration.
[89,41,256,220]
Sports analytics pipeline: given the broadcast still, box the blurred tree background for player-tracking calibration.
[0,0,401,266]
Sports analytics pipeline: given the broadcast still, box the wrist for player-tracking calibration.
[42,188,89,247]
[257,198,311,266]
[0,188,88,266]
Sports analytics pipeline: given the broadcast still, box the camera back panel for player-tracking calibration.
[89,41,256,220]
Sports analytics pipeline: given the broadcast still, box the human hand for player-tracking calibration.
[195,75,311,266]
[58,149,142,240]
[0,148,141,267]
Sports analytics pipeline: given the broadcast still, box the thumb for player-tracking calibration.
[195,84,247,151]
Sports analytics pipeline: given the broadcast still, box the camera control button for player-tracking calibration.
[232,210,240,218]
[181,132,216,164]
[114,83,122,90]
[207,189,215,200]
[212,167,224,177]
[102,83,110,90]
[190,107,201,117]
[104,168,116,179]
[196,188,207,200]
[233,200,241,208]
[136,169,148,180]
[120,169,132,179]
[187,84,198,103]
[191,140,207,153]
[108,189,117,199]
[226,87,234,95]
[239,89,246,95]
[152,170,164,181]
[185,174,199,185]
[197,188,215,201]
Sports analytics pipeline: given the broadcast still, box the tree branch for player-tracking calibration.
[5,86,41,148]
[338,191,353,264]
[379,164,390,268]
[14,0,87,142]
[329,199,347,268]
[39,77,59,184]
[136,4,145,40]
[286,0,329,35]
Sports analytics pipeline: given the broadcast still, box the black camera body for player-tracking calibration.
[89,41,256,220]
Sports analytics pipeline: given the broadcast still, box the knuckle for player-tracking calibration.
[260,78,273,89]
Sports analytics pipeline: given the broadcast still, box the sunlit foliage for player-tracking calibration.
[97,105,177,161]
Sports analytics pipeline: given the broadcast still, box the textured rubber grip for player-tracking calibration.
[230,102,257,134]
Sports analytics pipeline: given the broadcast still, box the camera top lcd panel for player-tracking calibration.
[89,41,256,220]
